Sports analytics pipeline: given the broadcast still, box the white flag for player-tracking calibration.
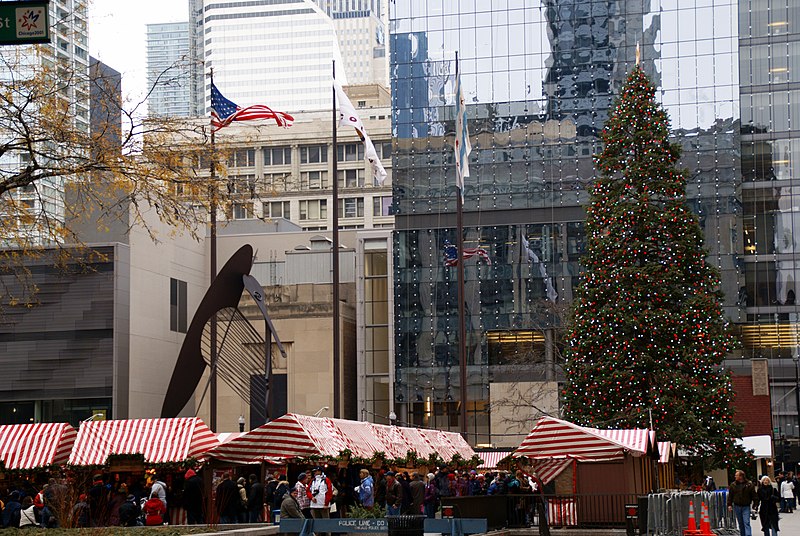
[333,80,388,185]
[454,68,471,199]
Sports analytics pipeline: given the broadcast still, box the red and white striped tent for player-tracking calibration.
[68,418,218,466]
[0,423,77,469]
[476,450,513,470]
[476,450,571,485]
[205,413,475,464]
[514,416,658,462]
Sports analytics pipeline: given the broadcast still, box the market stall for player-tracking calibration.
[205,412,475,466]
[513,416,674,527]
[68,417,219,525]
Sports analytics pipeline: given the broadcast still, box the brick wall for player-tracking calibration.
[731,374,773,436]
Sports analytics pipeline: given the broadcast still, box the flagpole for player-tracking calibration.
[332,60,341,419]
[209,67,218,432]
[455,52,468,439]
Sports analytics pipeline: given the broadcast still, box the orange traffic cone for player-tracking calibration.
[700,502,712,536]
[683,500,700,536]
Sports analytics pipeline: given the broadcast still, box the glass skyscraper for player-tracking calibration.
[146,22,192,117]
[389,1,797,445]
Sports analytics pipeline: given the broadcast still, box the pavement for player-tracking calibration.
[750,508,800,534]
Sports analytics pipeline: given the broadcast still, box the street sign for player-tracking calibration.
[0,1,50,46]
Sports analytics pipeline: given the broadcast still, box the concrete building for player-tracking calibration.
[206,84,392,232]
[196,223,392,430]
[146,22,192,117]
[388,1,798,452]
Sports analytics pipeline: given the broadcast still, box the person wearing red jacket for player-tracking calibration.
[307,467,333,536]
[142,496,166,526]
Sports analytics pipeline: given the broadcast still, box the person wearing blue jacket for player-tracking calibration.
[356,469,374,508]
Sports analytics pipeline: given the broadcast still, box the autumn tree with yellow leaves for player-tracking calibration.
[0,47,226,305]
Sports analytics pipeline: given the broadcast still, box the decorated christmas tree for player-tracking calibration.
[562,65,743,466]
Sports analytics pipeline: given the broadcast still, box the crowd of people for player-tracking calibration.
[0,464,547,528]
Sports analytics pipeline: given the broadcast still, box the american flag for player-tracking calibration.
[443,244,491,267]
[210,82,294,130]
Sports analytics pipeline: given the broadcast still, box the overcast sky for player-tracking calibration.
[89,1,189,104]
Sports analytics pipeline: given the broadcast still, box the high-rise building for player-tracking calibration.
[191,0,346,113]
[146,22,191,117]
[389,1,794,447]
[312,0,388,86]
[0,0,90,243]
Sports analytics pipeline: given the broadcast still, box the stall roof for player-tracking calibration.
[68,418,218,466]
[206,413,474,464]
[514,416,657,461]
[476,450,513,469]
[0,423,77,469]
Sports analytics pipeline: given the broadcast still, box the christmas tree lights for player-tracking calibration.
[562,66,743,466]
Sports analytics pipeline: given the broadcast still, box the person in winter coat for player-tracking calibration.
[356,469,374,508]
[728,470,757,536]
[118,495,141,527]
[280,488,303,519]
[142,495,167,526]
[146,474,168,508]
[2,491,22,528]
[294,473,311,518]
[409,472,425,514]
[307,467,334,536]
[247,474,265,523]
[423,473,438,518]
[216,473,241,524]
[71,494,90,528]
[780,476,795,513]
[183,469,204,525]
[384,472,403,516]
[755,476,780,536]
[237,477,248,523]
[273,480,291,512]
[18,497,36,528]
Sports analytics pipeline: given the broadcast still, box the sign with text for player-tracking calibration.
[0,1,50,46]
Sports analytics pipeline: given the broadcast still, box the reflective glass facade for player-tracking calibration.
[390,1,766,445]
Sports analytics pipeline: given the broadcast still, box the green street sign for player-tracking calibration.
[0,1,50,46]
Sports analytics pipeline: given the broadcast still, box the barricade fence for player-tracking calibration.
[646,491,738,536]
[442,493,641,530]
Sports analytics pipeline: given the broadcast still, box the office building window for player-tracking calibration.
[301,171,328,189]
[300,145,328,164]
[228,149,255,167]
[263,200,290,219]
[231,203,252,219]
[263,146,291,166]
[338,197,364,218]
[373,195,393,216]
[299,199,327,220]
[170,278,187,333]
[337,143,365,162]
[338,169,365,188]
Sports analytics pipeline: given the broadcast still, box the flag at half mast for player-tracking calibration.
[333,79,388,185]
[454,64,471,200]
[210,82,294,131]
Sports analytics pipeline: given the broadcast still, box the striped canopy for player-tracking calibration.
[514,416,657,461]
[0,423,77,469]
[68,418,218,466]
[205,413,475,464]
[476,450,513,469]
